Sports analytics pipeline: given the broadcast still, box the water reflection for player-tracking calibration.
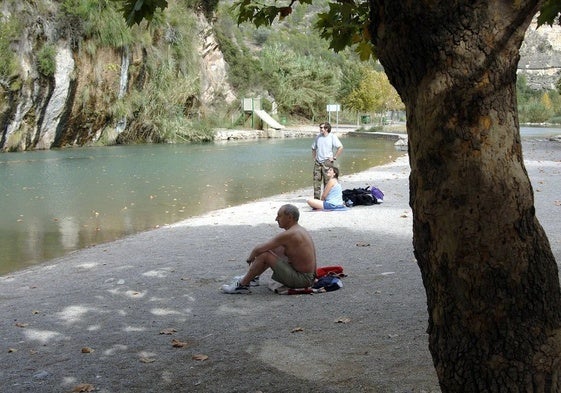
[0,136,403,274]
[58,217,80,250]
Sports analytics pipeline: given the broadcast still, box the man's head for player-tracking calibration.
[276,204,300,228]
[319,122,332,135]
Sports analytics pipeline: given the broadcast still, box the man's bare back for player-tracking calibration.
[222,204,317,293]
[274,223,316,274]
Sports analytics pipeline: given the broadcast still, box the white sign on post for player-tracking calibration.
[326,104,341,131]
[326,104,340,112]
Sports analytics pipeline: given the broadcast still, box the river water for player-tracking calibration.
[0,136,403,275]
[2,126,559,276]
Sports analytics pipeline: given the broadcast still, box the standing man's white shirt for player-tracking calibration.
[312,132,343,163]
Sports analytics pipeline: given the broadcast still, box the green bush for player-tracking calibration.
[519,100,551,123]
[259,43,339,119]
[37,44,57,77]
[0,18,21,80]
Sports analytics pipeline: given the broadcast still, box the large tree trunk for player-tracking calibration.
[372,0,561,390]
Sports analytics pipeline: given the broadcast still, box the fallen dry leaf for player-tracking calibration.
[291,327,304,333]
[72,383,95,392]
[160,328,177,335]
[81,347,93,353]
[32,310,40,314]
[335,317,351,324]
[15,322,28,328]
[355,242,370,247]
[8,348,17,353]
[192,354,209,361]
[171,339,189,348]
[554,200,561,206]
[140,357,156,363]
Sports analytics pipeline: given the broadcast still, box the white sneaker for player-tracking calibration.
[221,280,251,294]
[234,275,260,287]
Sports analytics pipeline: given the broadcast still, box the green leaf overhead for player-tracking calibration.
[315,1,372,59]
[232,0,374,59]
[538,0,561,26]
[118,0,169,26]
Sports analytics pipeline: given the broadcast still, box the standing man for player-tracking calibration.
[311,122,343,199]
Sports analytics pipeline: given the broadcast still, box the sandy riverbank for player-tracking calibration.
[1,139,560,393]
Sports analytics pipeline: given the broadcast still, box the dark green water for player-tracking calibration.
[0,136,403,275]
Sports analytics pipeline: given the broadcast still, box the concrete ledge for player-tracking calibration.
[348,131,406,141]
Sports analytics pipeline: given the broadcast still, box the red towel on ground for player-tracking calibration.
[316,265,344,278]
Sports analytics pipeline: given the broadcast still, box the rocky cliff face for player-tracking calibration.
[197,13,237,108]
[0,1,236,151]
[519,19,561,90]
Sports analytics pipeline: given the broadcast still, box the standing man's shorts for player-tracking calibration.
[272,258,315,288]
[313,160,337,200]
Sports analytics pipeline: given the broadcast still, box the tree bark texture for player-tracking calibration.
[371,0,561,391]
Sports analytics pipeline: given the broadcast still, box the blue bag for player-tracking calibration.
[312,276,343,292]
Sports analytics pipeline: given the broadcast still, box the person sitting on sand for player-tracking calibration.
[306,166,346,210]
[222,204,317,294]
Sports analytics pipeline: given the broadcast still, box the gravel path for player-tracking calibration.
[1,139,560,393]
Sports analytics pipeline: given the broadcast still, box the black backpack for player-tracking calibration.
[342,187,375,206]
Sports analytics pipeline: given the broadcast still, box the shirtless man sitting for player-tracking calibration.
[222,204,317,294]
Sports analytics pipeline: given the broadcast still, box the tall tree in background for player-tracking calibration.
[120,0,561,390]
[342,68,402,125]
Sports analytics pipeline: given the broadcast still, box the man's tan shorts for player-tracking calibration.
[271,258,315,288]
